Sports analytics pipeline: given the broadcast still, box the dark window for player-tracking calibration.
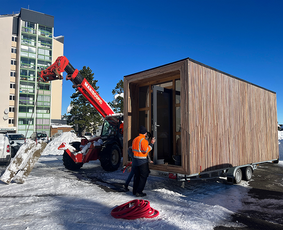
[38,84,50,90]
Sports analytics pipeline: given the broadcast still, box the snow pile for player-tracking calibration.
[41,132,78,156]
[279,131,283,161]
[0,140,46,184]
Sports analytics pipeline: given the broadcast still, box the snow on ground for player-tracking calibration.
[0,132,282,230]
[278,131,283,161]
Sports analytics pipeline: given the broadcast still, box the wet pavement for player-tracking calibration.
[215,162,283,230]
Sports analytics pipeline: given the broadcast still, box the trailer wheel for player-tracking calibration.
[99,144,121,172]
[63,151,83,170]
[242,166,253,181]
[234,168,242,184]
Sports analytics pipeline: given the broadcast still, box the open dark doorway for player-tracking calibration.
[152,85,173,165]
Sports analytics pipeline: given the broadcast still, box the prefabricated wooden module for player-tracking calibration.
[123,58,279,182]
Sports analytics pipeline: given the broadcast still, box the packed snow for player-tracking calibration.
[0,131,282,230]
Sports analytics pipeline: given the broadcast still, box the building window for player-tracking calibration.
[11,48,17,53]
[10,83,16,89]
[21,57,35,70]
[11,59,17,65]
[9,119,14,124]
[37,60,51,71]
[9,107,15,112]
[38,25,52,38]
[38,38,52,49]
[22,21,36,34]
[39,83,50,90]
[12,37,18,42]
[21,34,36,46]
[19,118,33,125]
[10,71,16,77]
[9,95,15,100]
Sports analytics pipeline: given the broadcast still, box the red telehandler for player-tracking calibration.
[39,56,123,172]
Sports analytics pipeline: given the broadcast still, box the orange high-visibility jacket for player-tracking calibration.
[132,134,152,159]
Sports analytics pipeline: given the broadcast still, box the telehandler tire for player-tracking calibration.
[63,151,83,170]
[99,144,121,172]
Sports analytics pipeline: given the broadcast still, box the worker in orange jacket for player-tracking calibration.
[132,126,156,197]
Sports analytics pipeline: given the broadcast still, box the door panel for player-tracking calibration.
[152,86,173,164]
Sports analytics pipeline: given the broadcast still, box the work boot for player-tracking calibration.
[135,192,146,197]
[122,185,129,192]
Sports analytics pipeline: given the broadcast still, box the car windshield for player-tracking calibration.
[8,134,25,140]
[37,133,47,138]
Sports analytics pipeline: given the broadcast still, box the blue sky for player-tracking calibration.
[2,0,283,122]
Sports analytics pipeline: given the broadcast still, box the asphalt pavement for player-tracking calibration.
[215,162,283,230]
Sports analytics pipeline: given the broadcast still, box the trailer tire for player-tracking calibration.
[99,144,121,172]
[234,168,242,184]
[63,151,83,170]
[242,166,253,181]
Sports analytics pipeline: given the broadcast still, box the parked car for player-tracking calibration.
[0,133,11,163]
[7,133,26,157]
[30,132,49,142]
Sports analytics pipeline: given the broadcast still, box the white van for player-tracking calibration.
[0,134,11,163]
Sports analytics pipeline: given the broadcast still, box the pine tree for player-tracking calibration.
[109,79,124,113]
[65,66,103,136]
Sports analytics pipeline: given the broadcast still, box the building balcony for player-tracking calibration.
[22,27,37,35]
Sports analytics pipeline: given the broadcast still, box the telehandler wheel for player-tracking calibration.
[234,168,242,184]
[63,151,83,170]
[99,144,121,172]
[242,166,253,181]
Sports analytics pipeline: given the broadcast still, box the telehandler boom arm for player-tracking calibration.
[38,56,114,118]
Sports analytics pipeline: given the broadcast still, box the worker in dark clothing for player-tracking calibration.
[123,147,135,191]
[132,126,156,197]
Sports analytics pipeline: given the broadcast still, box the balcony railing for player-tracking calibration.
[19,100,34,105]
[20,75,35,81]
[22,27,36,35]
[20,63,35,70]
[38,30,52,38]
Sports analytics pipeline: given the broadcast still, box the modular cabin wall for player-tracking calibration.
[188,60,278,175]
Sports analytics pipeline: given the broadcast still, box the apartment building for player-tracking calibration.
[0,8,64,137]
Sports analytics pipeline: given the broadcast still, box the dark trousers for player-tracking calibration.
[133,162,150,194]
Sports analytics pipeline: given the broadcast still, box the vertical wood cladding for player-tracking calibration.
[187,60,278,174]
